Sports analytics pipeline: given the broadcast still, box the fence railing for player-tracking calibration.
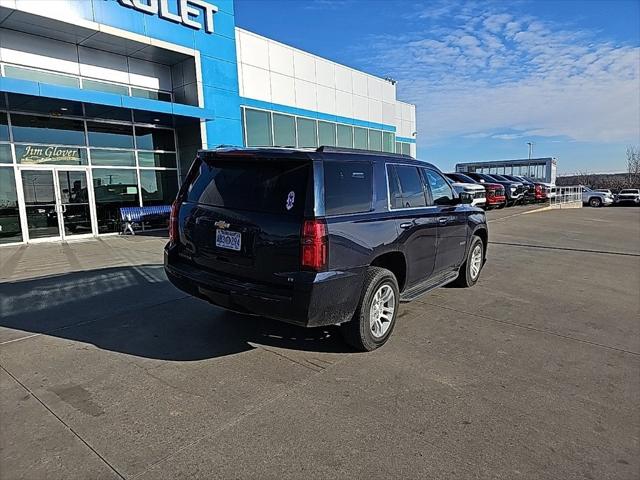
[550,185,583,208]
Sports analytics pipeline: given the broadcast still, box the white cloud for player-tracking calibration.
[361,2,640,145]
[492,133,523,140]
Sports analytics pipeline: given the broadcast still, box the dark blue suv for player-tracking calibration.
[164,147,488,351]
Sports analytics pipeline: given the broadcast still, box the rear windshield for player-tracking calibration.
[324,160,373,215]
[186,157,309,215]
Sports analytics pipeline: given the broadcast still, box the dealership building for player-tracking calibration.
[0,0,417,245]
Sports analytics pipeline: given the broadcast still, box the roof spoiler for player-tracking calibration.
[315,146,413,158]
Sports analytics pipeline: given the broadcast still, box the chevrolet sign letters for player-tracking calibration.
[117,0,218,34]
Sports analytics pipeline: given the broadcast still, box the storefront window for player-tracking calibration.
[4,65,80,88]
[244,109,273,147]
[396,141,401,154]
[353,127,368,149]
[137,152,177,168]
[92,168,139,233]
[140,170,178,206]
[0,113,9,142]
[83,79,129,96]
[0,144,12,164]
[337,124,353,148]
[11,114,85,146]
[87,121,134,149]
[131,88,172,102]
[368,130,382,151]
[273,113,296,147]
[85,104,132,122]
[90,149,136,167]
[383,132,395,153]
[0,168,22,244]
[401,143,410,156]
[15,145,88,165]
[8,94,84,117]
[135,127,176,151]
[318,121,336,147]
[296,118,317,148]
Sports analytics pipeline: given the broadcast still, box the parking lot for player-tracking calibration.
[1,205,638,479]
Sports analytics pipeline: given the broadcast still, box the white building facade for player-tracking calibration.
[0,0,417,245]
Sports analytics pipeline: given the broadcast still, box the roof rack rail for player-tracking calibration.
[316,146,413,158]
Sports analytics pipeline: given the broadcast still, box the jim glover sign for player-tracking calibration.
[117,0,218,34]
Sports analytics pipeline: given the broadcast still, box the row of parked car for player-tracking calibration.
[581,187,640,207]
[444,172,552,210]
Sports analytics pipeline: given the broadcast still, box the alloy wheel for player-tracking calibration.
[369,284,395,338]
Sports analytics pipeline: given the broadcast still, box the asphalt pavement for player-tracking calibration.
[1,205,638,479]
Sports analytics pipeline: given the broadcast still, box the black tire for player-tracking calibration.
[452,236,484,288]
[340,267,399,352]
[589,197,602,207]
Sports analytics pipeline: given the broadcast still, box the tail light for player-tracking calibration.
[301,219,328,271]
[169,199,180,244]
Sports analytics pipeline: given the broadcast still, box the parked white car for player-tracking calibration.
[615,189,640,205]
[444,173,486,208]
[582,187,614,207]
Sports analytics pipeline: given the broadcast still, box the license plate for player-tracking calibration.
[215,229,241,251]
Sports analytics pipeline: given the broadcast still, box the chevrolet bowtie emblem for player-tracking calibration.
[214,220,230,229]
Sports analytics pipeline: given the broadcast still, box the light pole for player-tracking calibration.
[527,142,533,161]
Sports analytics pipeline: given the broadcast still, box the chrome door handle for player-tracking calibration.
[438,217,448,224]
[399,222,413,229]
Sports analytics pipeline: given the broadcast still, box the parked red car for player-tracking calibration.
[484,183,506,209]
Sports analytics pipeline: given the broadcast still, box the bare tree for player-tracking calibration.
[574,170,594,187]
[626,145,640,188]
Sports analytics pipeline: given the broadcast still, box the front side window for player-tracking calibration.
[388,165,426,209]
[324,161,372,216]
[424,169,454,206]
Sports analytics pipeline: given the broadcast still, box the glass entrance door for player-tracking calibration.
[57,170,93,237]
[21,170,60,240]
[20,168,94,241]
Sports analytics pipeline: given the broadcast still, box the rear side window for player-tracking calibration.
[186,158,309,216]
[388,165,427,209]
[324,161,373,215]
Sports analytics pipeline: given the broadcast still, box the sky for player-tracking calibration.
[234,0,640,174]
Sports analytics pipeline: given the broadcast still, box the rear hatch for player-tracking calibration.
[177,151,313,287]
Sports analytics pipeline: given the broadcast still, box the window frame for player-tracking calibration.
[323,159,374,217]
[385,163,430,211]
[422,168,455,207]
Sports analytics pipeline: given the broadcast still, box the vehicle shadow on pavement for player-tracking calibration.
[0,265,351,360]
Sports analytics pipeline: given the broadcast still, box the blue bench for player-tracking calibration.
[119,205,171,234]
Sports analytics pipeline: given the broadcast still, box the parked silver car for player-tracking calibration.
[615,189,640,205]
[582,187,614,207]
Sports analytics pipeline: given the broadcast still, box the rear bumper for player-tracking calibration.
[164,247,363,327]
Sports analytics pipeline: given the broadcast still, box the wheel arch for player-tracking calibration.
[370,251,407,292]
[472,226,489,258]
